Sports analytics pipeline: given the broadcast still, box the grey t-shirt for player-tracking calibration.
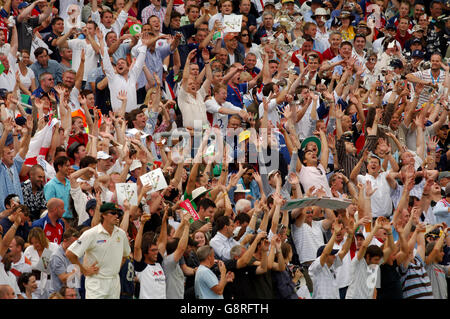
[16,16,39,51]
[425,263,449,299]
[162,253,185,299]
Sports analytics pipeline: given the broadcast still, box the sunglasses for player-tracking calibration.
[241,33,249,36]
[107,211,120,216]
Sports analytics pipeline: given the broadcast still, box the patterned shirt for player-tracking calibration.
[21,180,47,221]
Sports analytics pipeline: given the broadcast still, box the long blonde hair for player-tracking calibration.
[27,227,49,250]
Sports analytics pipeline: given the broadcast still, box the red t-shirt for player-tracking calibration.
[395,30,411,49]
[322,48,337,61]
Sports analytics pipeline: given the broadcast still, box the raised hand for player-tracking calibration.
[117,90,127,101]
[364,180,377,197]
[287,172,299,185]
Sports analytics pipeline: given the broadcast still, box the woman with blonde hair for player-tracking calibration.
[24,227,59,299]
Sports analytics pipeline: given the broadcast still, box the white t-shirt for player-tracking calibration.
[333,238,352,289]
[205,97,241,135]
[345,257,381,299]
[258,98,279,127]
[16,65,35,90]
[357,172,392,218]
[68,38,99,82]
[136,262,166,299]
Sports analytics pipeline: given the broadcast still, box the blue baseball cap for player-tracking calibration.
[411,49,424,58]
[18,2,30,9]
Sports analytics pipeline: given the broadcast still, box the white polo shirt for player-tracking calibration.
[68,223,131,279]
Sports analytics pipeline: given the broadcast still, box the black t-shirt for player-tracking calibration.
[377,260,403,299]
[224,259,259,299]
[43,31,62,62]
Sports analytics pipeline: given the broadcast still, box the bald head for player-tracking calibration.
[47,198,65,218]
[0,285,15,299]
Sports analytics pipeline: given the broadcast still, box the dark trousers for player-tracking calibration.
[339,286,348,299]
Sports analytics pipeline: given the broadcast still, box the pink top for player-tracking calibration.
[298,163,332,198]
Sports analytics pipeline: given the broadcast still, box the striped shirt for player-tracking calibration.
[398,255,433,299]
[292,221,326,264]
[336,134,378,179]
[411,69,445,108]
[141,4,166,28]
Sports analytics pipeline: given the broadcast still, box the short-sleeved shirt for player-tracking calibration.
[309,255,343,299]
[31,214,65,244]
[67,224,131,279]
[161,253,185,299]
[425,263,450,299]
[345,257,381,299]
[298,163,333,198]
[398,255,433,299]
[16,16,39,51]
[43,177,72,219]
[134,258,166,299]
[292,220,326,264]
[194,264,222,299]
[357,172,392,218]
[49,244,72,294]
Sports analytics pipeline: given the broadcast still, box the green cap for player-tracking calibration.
[100,202,124,215]
[301,136,321,156]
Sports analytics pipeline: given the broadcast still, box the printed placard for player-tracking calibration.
[116,183,138,206]
[140,168,168,193]
[180,199,199,221]
[223,14,242,33]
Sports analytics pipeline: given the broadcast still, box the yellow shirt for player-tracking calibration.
[341,26,355,41]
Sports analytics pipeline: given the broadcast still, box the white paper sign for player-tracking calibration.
[116,183,138,206]
[223,14,243,33]
[140,168,168,193]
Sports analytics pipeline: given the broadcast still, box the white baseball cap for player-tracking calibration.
[130,159,142,171]
[97,151,112,160]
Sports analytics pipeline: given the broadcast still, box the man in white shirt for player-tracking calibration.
[346,217,393,299]
[352,154,393,218]
[90,0,135,41]
[178,49,211,130]
[309,220,353,299]
[0,24,18,92]
[209,215,239,261]
[99,32,151,112]
[291,205,336,265]
[66,202,131,299]
[206,84,248,136]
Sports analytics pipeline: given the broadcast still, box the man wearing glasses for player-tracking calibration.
[66,202,131,299]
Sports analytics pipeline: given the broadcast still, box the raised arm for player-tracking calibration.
[320,220,339,266]
[356,217,383,260]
